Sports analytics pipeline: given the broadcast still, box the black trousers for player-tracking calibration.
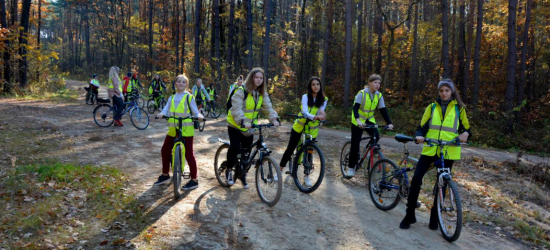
[112,96,125,120]
[406,154,455,210]
[280,128,302,168]
[227,126,254,178]
[348,123,379,169]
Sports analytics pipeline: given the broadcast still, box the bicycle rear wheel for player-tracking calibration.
[147,99,156,114]
[204,103,211,117]
[93,104,115,127]
[85,92,93,105]
[130,107,150,130]
[160,99,166,111]
[292,143,325,193]
[173,144,183,199]
[437,179,463,242]
[210,102,222,118]
[214,144,234,187]
[256,156,282,206]
[368,159,401,211]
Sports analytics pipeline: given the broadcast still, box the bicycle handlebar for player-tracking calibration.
[250,123,274,129]
[155,115,205,122]
[286,114,328,124]
[423,138,467,147]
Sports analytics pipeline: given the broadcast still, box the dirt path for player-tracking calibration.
[1,80,539,249]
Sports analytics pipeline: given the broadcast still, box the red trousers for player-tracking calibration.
[161,135,198,179]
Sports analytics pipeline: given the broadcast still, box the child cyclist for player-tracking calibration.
[399,78,471,230]
[226,67,280,188]
[279,76,327,186]
[347,74,394,177]
[154,74,204,190]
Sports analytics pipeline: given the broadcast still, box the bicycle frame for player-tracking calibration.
[357,125,385,170]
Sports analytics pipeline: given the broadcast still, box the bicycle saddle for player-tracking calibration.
[395,134,414,143]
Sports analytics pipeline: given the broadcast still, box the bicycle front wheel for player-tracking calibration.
[437,179,463,242]
[93,104,114,127]
[292,143,325,193]
[340,141,353,179]
[214,144,234,187]
[173,144,183,199]
[197,119,205,132]
[210,102,222,118]
[368,159,401,211]
[147,99,156,114]
[204,103,211,117]
[85,92,92,105]
[256,156,282,206]
[137,96,145,109]
[130,107,150,130]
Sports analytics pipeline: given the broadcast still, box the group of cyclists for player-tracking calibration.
[88,65,471,233]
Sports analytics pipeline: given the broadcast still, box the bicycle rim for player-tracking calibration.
[147,99,156,114]
[437,179,463,242]
[292,144,325,193]
[173,145,183,199]
[93,104,114,127]
[138,97,145,109]
[210,103,222,118]
[214,144,233,187]
[130,107,150,130]
[256,156,282,206]
[198,119,205,132]
[340,141,353,179]
[368,159,401,211]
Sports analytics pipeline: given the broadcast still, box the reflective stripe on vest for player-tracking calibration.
[292,95,328,138]
[351,90,381,126]
[421,101,461,160]
[167,93,194,137]
[108,77,123,93]
[227,87,263,132]
[127,79,137,92]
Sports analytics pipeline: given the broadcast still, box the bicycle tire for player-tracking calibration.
[173,144,183,199]
[214,144,233,187]
[340,141,353,179]
[93,104,115,127]
[160,99,166,111]
[91,94,96,105]
[130,107,150,130]
[197,119,205,132]
[85,92,92,105]
[437,179,463,242]
[210,102,222,118]
[292,143,325,193]
[256,156,282,206]
[147,99,156,114]
[138,96,145,109]
[368,158,401,211]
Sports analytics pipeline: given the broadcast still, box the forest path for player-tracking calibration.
[2,79,539,249]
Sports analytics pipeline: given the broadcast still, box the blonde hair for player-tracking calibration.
[174,74,189,90]
[108,66,120,82]
[244,67,266,94]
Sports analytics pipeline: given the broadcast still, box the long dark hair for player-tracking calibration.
[307,76,325,108]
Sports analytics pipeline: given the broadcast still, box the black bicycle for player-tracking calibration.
[205,94,222,119]
[213,123,283,206]
[368,135,466,242]
[84,86,98,105]
[285,114,326,193]
[156,115,204,199]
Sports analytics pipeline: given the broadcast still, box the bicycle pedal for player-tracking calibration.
[183,172,191,179]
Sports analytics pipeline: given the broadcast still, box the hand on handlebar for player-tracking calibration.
[415,136,425,144]
[458,132,469,143]
[243,122,252,129]
[156,113,165,119]
[273,121,280,127]
[197,113,205,121]
[356,119,365,128]
[387,124,394,130]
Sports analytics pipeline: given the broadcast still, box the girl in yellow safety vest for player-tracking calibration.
[347,74,394,177]
[154,74,205,190]
[226,67,280,189]
[279,76,327,186]
[107,66,125,127]
[400,78,471,230]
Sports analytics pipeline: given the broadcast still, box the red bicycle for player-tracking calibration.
[340,125,388,183]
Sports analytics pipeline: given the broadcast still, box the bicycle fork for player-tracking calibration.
[436,169,455,212]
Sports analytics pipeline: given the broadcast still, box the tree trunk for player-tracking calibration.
[375,14,383,74]
[472,0,483,111]
[344,0,352,107]
[383,29,395,89]
[321,0,334,87]
[457,0,466,100]
[148,0,153,73]
[355,0,364,89]
[504,0,518,135]
[176,0,180,73]
[182,0,186,73]
[464,0,474,103]
[1,0,10,92]
[262,0,273,82]
[517,0,532,107]
[409,3,419,106]
[84,4,91,66]
[195,0,202,75]
[18,0,32,89]
[10,0,16,26]
[226,0,235,77]
[246,0,253,70]
[213,0,221,80]
[37,0,41,46]
[441,0,451,78]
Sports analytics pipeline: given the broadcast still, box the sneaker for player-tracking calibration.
[114,120,120,127]
[273,172,278,182]
[182,179,199,190]
[241,174,249,189]
[153,175,170,186]
[226,170,234,186]
[347,167,356,177]
[117,120,124,126]
[304,175,312,187]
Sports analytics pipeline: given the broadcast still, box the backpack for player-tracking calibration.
[226,88,248,114]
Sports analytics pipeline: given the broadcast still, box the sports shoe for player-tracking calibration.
[153,175,170,186]
[118,120,124,126]
[347,167,356,177]
[241,174,249,189]
[182,179,199,190]
[273,172,278,182]
[226,170,234,186]
[304,175,312,187]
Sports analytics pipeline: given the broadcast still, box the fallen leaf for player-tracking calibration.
[100,240,108,245]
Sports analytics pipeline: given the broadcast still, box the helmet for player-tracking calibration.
[127,72,132,77]
[92,74,97,78]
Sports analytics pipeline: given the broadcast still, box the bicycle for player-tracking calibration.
[147,91,167,114]
[93,92,150,130]
[368,134,465,242]
[195,99,209,130]
[84,86,98,105]
[213,123,283,206]
[285,114,326,193]
[156,115,205,199]
[205,94,222,119]
[340,125,387,183]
